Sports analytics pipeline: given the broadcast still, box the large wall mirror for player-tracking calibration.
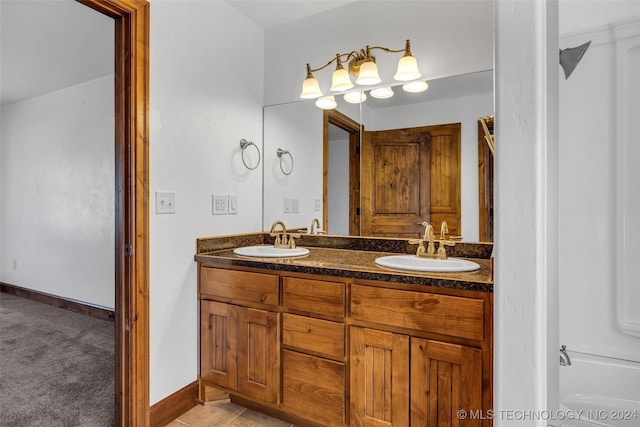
[261,0,494,243]
[264,70,494,242]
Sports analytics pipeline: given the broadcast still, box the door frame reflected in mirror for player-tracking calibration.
[323,109,361,235]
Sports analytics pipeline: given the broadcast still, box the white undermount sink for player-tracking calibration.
[233,245,310,258]
[375,255,480,273]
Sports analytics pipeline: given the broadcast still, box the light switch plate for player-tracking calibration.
[314,198,321,212]
[228,195,238,214]
[283,197,291,213]
[156,191,176,214]
[291,198,299,213]
[212,194,228,215]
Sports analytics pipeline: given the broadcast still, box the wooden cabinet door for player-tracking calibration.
[350,327,409,427]
[237,307,279,404]
[282,350,346,426]
[200,300,237,390]
[411,338,482,427]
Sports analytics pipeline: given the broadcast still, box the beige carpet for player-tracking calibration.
[0,292,114,426]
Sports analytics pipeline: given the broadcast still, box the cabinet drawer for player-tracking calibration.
[283,277,345,317]
[282,350,346,427]
[282,313,345,358]
[351,284,484,340]
[200,267,279,306]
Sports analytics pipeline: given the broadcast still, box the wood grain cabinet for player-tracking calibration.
[350,285,489,427]
[410,338,482,427]
[281,276,348,427]
[199,268,279,404]
[198,265,492,427]
[350,327,410,427]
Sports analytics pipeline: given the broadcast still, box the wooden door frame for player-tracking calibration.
[323,109,361,235]
[478,117,494,242]
[77,1,149,425]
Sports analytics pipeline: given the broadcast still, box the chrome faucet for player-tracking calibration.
[309,218,321,235]
[559,345,571,366]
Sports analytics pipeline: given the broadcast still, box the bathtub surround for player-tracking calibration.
[0,293,115,425]
[560,16,640,366]
[558,16,640,424]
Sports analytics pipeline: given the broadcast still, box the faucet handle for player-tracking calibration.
[408,239,427,256]
[287,233,301,248]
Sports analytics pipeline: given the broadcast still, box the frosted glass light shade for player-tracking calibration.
[394,55,422,81]
[300,76,323,99]
[402,80,429,93]
[344,91,367,104]
[370,87,394,99]
[355,61,381,85]
[330,68,354,91]
[315,96,337,109]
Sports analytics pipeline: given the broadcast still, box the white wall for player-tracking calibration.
[367,91,493,242]
[559,18,640,363]
[494,0,560,423]
[263,101,323,231]
[328,132,350,235]
[0,76,115,308]
[148,0,264,404]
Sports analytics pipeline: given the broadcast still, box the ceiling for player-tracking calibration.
[0,0,361,106]
[225,0,359,29]
[1,1,638,107]
[0,0,113,106]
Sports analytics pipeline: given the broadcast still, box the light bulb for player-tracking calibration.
[300,75,323,99]
[315,96,337,109]
[370,87,394,99]
[394,55,422,81]
[330,56,354,92]
[355,61,381,85]
[343,91,367,104]
[402,80,429,93]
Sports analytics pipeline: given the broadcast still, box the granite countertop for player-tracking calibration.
[195,233,493,293]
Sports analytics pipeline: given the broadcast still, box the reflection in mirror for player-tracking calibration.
[263,70,494,242]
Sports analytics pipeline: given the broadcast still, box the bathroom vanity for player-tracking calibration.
[195,233,493,427]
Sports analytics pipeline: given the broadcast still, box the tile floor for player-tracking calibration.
[166,399,294,427]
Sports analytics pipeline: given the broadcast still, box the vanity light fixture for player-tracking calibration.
[300,39,422,99]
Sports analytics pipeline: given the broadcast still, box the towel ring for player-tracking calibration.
[276,148,294,175]
[239,139,260,170]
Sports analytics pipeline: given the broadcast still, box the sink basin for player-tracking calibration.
[375,255,480,273]
[233,245,310,258]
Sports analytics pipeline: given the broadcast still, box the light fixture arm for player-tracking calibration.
[306,40,410,74]
[307,50,362,74]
